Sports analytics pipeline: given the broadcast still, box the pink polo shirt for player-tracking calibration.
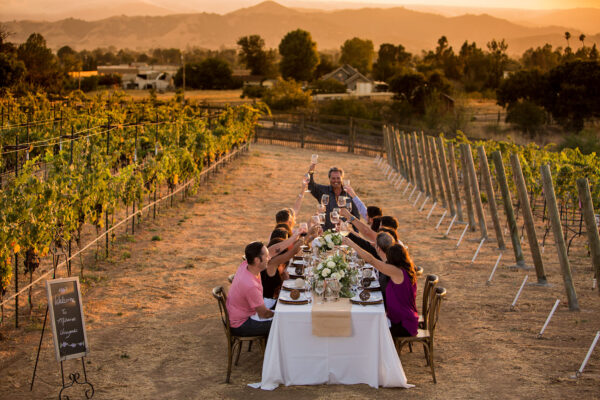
[226,261,265,328]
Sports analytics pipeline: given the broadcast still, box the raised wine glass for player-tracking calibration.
[321,194,329,206]
[337,196,346,208]
[344,179,350,187]
[303,173,311,193]
[318,213,326,224]
[330,211,340,226]
[339,221,350,236]
[299,222,308,237]
[311,154,318,164]
[346,199,352,213]
[317,203,326,213]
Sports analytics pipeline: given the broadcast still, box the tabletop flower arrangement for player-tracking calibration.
[312,229,343,255]
[315,253,357,298]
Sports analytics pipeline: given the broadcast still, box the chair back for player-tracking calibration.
[427,287,446,337]
[421,274,439,328]
[227,274,235,284]
[213,286,232,343]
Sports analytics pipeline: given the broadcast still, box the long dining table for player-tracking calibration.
[254,288,414,390]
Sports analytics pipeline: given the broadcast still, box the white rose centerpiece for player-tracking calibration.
[314,253,357,298]
[312,229,343,255]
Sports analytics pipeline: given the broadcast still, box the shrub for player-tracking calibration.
[505,100,547,136]
[262,78,312,110]
[310,79,347,94]
[241,85,267,99]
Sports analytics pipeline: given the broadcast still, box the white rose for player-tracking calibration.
[326,261,336,268]
[317,263,324,270]
[331,272,341,280]
[325,234,332,242]
[322,268,331,277]
[339,270,345,278]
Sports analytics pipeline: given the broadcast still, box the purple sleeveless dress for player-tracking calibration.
[385,268,418,336]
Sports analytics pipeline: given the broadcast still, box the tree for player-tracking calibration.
[174,58,235,90]
[340,37,374,76]
[389,71,428,113]
[57,45,81,72]
[372,43,412,82]
[17,33,63,90]
[0,25,25,88]
[237,35,276,77]
[579,34,586,47]
[541,61,600,132]
[565,31,571,49]
[496,69,546,108]
[314,53,338,79]
[278,29,319,82]
[521,44,562,72]
[506,100,547,136]
[486,39,509,89]
[263,78,312,110]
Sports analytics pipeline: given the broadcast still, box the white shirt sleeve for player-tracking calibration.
[352,195,368,220]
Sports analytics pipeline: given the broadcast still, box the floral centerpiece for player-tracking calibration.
[311,229,343,255]
[315,253,358,298]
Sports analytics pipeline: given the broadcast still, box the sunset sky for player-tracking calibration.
[320,0,600,8]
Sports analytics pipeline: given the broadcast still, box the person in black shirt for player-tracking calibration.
[307,165,360,230]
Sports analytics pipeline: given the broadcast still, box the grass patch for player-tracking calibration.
[124,235,136,243]
[81,274,106,285]
[197,197,210,204]
[184,263,195,269]
[223,191,230,195]
[116,312,123,316]
[120,352,130,359]
[122,251,131,259]
[24,322,44,332]
[151,235,162,241]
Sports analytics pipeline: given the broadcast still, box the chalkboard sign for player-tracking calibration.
[46,277,89,362]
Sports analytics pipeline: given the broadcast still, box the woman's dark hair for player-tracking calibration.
[274,223,292,237]
[245,241,264,265]
[268,236,284,247]
[367,206,383,219]
[380,216,399,230]
[275,209,292,224]
[371,216,382,232]
[270,228,290,241]
[386,244,416,285]
[379,226,399,242]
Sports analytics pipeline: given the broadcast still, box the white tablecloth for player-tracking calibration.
[255,299,414,390]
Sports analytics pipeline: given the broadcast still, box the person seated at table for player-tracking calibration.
[342,208,399,243]
[307,165,361,230]
[343,237,418,337]
[275,208,295,231]
[227,242,274,336]
[270,227,290,241]
[274,222,293,237]
[367,206,383,226]
[262,237,295,300]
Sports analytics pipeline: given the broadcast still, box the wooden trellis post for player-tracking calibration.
[510,153,547,285]
[492,151,526,267]
[424,134,437,202]
[412,132,424,192]
[419,132,431,196]
[395,128,407,178]
[430,136,447,208]
[437,136,456,216]
[541,164,579,310]
[576,178,600,296]
[477,146,506,250]
[447,141,464,222]
[398,130,409,179]
[462,143,487,238]
[404,134,414,184]
[460,144,477,231]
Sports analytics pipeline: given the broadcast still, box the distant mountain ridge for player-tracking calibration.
[2,1,599,55]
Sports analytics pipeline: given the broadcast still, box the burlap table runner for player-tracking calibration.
[311,294,352,337]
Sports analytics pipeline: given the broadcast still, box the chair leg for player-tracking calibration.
[423,342,430,366]
[248,341,253,352]
[428,342,436,383]
[408,342,413,353]
[226,343,233,383]
[234,341,243,366]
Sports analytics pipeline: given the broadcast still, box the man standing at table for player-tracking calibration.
[308,164,361,230]
[227,242,274,336]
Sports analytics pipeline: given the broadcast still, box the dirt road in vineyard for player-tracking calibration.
[1,143,598,399]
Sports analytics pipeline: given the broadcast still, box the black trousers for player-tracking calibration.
[230,317,272,337]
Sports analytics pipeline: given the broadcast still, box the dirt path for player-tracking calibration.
[1,143,599,399]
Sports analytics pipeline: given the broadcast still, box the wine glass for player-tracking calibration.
[315,279,325,303]
[318,213,326,224]
[299,222,308,237]
[344,179,350,187]
[339,221,350,236]
[317,203,326,213]
[303,173,311,193]
[311,214,321,226]
[346,199,353,213]
[311,154,318,164]
[337,196,346,208]
[331,211,340,226]
[321,194,329,206]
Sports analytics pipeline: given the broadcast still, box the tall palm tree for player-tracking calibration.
[579,34,586,47]
[565,31,571,48]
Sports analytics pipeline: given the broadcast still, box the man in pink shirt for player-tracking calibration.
[226,241,274,336]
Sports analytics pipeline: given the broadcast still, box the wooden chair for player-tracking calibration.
[394,287,447,383]
[415,266,424,277]
[419,274,439,329]
[212,286,266,383]
[227,273,235,284]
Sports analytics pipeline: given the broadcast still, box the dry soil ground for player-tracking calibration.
[1,143,599,399]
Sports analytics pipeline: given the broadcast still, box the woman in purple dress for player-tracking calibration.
[343,238,418,337]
